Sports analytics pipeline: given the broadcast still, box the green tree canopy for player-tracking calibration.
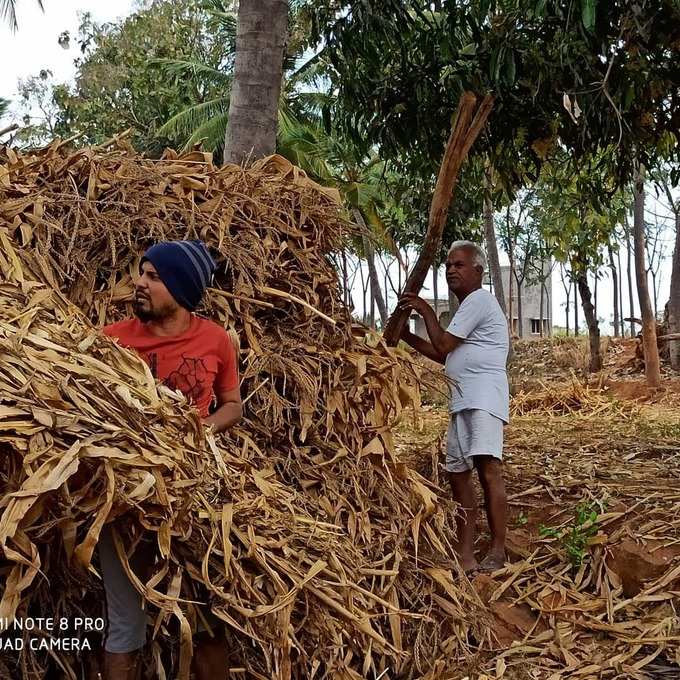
[48,0,235,154]
[311,0,680,190]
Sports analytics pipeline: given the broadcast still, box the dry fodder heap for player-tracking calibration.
[0,142,491,679]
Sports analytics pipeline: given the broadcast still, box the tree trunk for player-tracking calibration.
[432,263,439,320]
[539,263,545,338]
[342,249,348,307]
[223,0,288,165]
[508,259,514,336]
[359,262,368,324]
[593,269,598,321]
[625,216,636,337]
[574,278,579,336]
[608,245,620,337]
[516,278,523,338]
[576,271,602,372]
[370,287,375,328]
[668,211,680,370]
[397,251,403,294]
[633,167,661,387]
[618,252,625,336]
[483,180,507,315]
[382,93,494,345]
[355,209,388,328]
[543,280,552,336]
[565,290,570,336]
[561,264,570,336]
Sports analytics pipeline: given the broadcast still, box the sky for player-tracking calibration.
[1,1,675,335]
[0,0,135,119]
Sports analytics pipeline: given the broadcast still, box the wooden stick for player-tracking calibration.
[258,286,337,325]
[209,288,275,309]
[382,92,495,346]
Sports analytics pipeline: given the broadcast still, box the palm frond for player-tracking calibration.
[185,111,230,152]
[0,0,17,30]
[287,90,335,120]
[1,0,43,31]
[156,97,229,144]
[287,49,329,88]
[0,97,9,119]
[150,58,230,85]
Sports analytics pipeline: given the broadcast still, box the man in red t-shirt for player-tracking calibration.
[100,239,241,680]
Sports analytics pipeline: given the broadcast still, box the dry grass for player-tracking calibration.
[395,389,680,679]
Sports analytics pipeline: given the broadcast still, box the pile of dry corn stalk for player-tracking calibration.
[0,142,493,679]
[509,378,632,418]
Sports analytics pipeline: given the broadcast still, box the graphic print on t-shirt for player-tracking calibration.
[165,356,211,403]
[148,352,210,404]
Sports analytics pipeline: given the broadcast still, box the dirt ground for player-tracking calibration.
[395,340,680,678]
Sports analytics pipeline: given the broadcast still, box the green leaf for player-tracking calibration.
[460,43,477,56]
[503,51,516,85]
[623,84,634,110]
[581,0,596,31]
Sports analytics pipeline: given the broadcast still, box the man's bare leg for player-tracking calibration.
[447,469,479,573]
[475,456,507,571]
[102,650,140,680]
[192,630,228,680]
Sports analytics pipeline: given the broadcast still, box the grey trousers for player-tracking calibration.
[98,525,148,653]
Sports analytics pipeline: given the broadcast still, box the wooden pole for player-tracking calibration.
[382,92,494,345]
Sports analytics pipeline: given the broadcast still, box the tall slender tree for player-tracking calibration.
[560,264,571,336]
[633,167,661,386]
[483,166,507,316]
[625,217,636,337]
[224,0,288,164]
[670,211,680,370]
[652,163,680,369]
[355,210,388,328]
[607,245,620,337]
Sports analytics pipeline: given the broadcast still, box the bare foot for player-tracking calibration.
[479,551,506,573]
[459,554,480,576]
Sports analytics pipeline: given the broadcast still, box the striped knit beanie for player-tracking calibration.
[141,240,216,311]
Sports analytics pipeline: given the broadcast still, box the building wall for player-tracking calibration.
[498,262,552,338]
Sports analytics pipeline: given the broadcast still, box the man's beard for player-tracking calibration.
[134,304,158,323]
[133,298,172,323]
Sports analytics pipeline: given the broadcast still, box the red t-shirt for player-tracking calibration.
[104,316,239,418]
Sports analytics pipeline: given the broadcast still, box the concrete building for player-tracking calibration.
[410,261,552,340]
[496,262,552,338]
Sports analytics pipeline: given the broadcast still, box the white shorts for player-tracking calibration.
[445,409,504,473]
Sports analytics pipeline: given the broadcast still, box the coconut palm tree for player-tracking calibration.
[153,1,332,159]
[1,0,44,31]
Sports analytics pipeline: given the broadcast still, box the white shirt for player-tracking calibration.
[445,288,510,422]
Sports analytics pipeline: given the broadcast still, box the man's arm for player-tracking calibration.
[397,293,464,356]
[401,329,447,364]
[204,386,242,433]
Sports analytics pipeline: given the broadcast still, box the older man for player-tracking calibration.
[398,240,509,574]
[101,240,242,679]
